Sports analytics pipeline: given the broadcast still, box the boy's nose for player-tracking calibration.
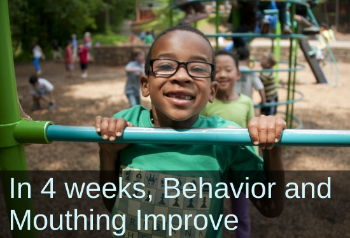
[170,65,192,83]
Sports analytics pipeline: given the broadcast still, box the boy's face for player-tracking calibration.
[135,53,145,64]
[260,56,271,69]
[141,30,217,124]
[215,55,241,93]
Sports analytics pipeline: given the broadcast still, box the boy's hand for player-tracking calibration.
[248,115,286,150]
[94,116,135,152]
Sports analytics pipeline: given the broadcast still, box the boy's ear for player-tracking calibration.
[141,75,150,97]
[208,81,218,103]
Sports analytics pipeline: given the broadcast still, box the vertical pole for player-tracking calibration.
[0,1,39,237]
[274,11,281,86]
[215,0,220,50]
[290,24,300,129]
[285,3,295,128]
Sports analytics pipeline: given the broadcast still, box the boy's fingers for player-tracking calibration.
[100,117,110,140]
[266,116,277,150]
[248,117,259,145]
[257,115,268,150]
[275,117,286,143]
[107,118,117,141]
[95,116,102,132]
[115,118,127,137]
[226,125,238,129]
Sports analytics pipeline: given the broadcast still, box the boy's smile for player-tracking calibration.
[141,30,217,128]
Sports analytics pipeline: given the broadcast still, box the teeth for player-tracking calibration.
[167,94,193,100]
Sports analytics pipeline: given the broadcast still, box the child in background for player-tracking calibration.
[78,42,89,78]
[201,50,255,238]
[144,31,154,45]
[94,25,286,238]
[71,34,78,62]
[29,75,56,110]
[32,42,45,75]
[65,41,74,78]
[236,47,266,105]
[260,52,278,115]
[124,49,145,107]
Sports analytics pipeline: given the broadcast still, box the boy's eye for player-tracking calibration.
[188,63,210,75]
[154,63,176,72]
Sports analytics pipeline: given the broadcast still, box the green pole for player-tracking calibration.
[285,3,296,128]
[290,23,300,129]
[274,12,281,85]
[0,1,39,237]
[215,1,220,50]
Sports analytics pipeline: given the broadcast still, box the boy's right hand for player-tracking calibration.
[94,116,135,152]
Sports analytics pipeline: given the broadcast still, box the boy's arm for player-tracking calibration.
[253,74,266,104]
[247,115,285,217]
[258,89,267,105]
[95,116,134,212]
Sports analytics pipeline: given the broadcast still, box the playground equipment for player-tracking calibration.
[0,1,348,237]
[169,0,339,128]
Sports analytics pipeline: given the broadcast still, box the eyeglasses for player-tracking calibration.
[149,59,214,78]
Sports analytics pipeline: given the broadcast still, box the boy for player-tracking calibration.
[236,46,266,105]
[78,41,88,78]
[201,50,255,238]
[95,25,285,238]
[260,52,278,115]
[125,49,145,107]
[29,75,56,110]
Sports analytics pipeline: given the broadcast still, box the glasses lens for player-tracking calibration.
[152,59,177,75]
[188,62,212,77]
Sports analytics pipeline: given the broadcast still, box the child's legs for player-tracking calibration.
[126,93,138,107]
[228,182,251,238]
[32,95,40,105]
[261,96,278,115]
[232,25,251,49]
[33,57,41,71]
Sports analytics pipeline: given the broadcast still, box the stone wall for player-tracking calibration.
[93,43,349,66]
[93,44,150,66]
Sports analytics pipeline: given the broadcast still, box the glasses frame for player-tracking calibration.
[149,58,215,78]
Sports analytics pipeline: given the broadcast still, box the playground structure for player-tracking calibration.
[0,1,349,238]
[169,0,339,129]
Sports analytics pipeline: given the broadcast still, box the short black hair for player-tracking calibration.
[29,75,38,84]
[320,23,329,29]
[215,50,239,71]
[144,24,216,81]
[236,46,250,61]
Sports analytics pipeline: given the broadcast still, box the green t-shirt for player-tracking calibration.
[201,94,255,128]
[111,105,265,238]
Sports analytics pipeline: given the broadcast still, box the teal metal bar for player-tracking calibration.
[14,126,350,147]
[205,33,307,39]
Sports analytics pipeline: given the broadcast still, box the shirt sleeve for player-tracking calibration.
[252,73,264,91]
[227,145,266,188]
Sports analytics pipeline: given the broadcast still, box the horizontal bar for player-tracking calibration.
[206,33,307,39]
[45,126,350,147]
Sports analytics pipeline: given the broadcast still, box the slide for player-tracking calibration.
[299,38,328,84]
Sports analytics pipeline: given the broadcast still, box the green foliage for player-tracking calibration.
[92,33,129,45]
[8,0,136,61]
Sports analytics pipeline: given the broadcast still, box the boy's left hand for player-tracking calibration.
[248,115,286,150]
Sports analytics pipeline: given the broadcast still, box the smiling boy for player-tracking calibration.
[95,25,285,238]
